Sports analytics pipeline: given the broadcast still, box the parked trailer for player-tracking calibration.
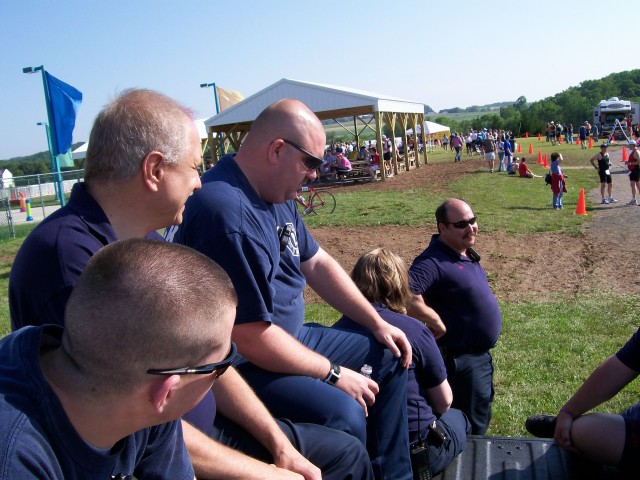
[593,97,640,139]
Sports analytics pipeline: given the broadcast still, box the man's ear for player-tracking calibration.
[142,151,165,193]
[267,139,283,166]
[148,375,181,414]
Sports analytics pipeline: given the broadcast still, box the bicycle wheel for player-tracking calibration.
[309,191,336,215]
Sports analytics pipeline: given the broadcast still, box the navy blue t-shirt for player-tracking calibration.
[334,303,446,441]
[616,328,640,372]
[0,325,193,479]
[171,154,319,337]
[409,235,502,352]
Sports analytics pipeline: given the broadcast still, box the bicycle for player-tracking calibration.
[295,185,336,215]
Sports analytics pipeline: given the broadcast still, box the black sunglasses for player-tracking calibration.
[282,139,324,171]
[445,216,477,229]
[147,342,237,378]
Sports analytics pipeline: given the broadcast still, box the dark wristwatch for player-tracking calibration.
[323,363,341,386]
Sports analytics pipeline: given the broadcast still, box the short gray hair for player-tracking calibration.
[85,89,193,183]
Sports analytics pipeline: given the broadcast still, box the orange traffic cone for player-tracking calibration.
[559,135,563,143]
[528,143,534,154]
[575,188,587,216]
[622,147,628,162]
[588,137,593,149]
[538,133,541,141]
[543,153,548,165]
[537,150,543,164]
[525,132,529,138]
[517,143,522,153]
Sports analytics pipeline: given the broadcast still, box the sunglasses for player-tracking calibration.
[282,139,324,171]
[147,342,237,378]
[445,216,477,229]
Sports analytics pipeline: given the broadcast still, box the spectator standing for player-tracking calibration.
[589,143,617,204]
[481,134,496,173]
[442,133,449,152]
[450,133,464,162]
[627,140,640,205]
[579,123,588,149]
[591,123,599,142]
[334,248,471,476]
[172,98,414,480]
[407,199,502,435]
[496,136,505,171]
[504,136,514,172]
[550,152,566,209]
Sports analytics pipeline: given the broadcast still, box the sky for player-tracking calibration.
[1,0,636,160]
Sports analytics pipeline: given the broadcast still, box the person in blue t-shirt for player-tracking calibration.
[172,98,414,480]
[334,248,470,476]
[407,198,502,435]
[526,327,640,472]
[0,239,237,479]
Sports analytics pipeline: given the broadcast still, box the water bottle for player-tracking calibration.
[360,364,372,378]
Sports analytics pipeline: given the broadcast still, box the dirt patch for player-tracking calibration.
[307,148,640,304]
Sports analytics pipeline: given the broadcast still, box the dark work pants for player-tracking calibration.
[443,351,494,435]
[237,323,412,480]
[210,416,374,480]
[426,409,471,475]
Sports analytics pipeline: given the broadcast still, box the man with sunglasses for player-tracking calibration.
[9,89,371,480]
[173,98,414,479]
[407,198,502,435]
[0,239,237,478]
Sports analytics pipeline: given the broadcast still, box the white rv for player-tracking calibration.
[593,97,640,138]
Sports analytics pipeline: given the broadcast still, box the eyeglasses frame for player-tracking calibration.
[147,342,237,377]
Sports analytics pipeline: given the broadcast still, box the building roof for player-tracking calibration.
[204,78,426,132]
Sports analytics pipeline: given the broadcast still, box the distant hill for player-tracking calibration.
[438,101,514,114]
[0,142,84,176]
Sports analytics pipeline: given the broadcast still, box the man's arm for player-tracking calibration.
[182,421,305,480]
[554,355,638,451]
[424,379,453,415]
[301,247,412,367]
[589,154,599,169]
[406,294,446,340]
[212,367,321,479]
[233,322,379,416]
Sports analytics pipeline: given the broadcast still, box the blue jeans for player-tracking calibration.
[441,351,494,435]
[210,417,374,480]
[237,323,412,480]
[553,192,564,209]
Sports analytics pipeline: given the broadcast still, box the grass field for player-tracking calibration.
[1,137,637,438]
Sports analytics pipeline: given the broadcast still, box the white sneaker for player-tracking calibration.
[609,198,618,203]
[627,199,638,205]
[601,198,609,204]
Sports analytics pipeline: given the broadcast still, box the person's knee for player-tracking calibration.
[324,396,367,443]
[571,413,625,465]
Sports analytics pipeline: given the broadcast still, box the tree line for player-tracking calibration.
[0,142,84,176]
[434,69,640,135]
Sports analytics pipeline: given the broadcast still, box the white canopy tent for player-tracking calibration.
[407,120,450,137]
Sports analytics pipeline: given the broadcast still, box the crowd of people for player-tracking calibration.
[1,91,640,479]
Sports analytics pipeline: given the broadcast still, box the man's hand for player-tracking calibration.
[272,439,322,480]
[334,366,380,416]
[554,410,577,453]
[371,323,412,368]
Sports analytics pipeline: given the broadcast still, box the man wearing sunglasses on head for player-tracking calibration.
[172,98,414,480]
[0,239,238,479]
[407,198,502,435]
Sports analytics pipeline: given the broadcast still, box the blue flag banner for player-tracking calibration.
[45,72,82,156]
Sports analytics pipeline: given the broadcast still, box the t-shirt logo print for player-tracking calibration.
[283,223,299,256]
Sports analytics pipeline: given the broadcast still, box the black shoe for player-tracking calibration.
[525,414,557,438]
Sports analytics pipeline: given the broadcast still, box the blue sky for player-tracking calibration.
[1,0,635,159]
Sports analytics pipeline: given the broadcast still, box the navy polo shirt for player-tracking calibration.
[335,303,446,440]
[172,154,319,337]
[409,235,501,352]
[9,182,118,331]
